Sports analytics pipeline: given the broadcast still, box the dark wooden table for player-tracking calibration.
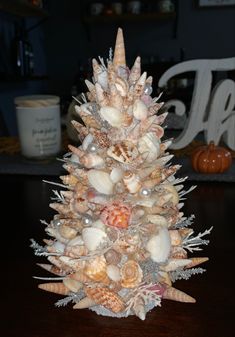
[1,174,234,337]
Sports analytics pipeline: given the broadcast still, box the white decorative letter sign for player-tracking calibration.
[158,57,235,150]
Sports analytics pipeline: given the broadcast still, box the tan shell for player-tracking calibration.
[84,256,110,284]
[169,230,182,246]
[123,171,141,193]
[113,27,126,70]
[163,287,196,303]
[38,282,70,295]
[129,56,141,85]
[104,249,122,265]
[63,278,82,292]
[73,297,96,309]
[120,260,143,288]
[85,286,125,313]
[186,257,209,269]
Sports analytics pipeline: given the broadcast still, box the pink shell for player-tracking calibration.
[100,202,131,229]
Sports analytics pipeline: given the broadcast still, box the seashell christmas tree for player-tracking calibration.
[31,28,212,320]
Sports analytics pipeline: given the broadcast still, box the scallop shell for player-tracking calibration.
[85,286,125,313]
[38,282,70,295]
[146,226,171,263]
[100,201,131,229]
[120,260,143,288]
[88,169,114,195]
[107,141,138,163]
[82,227,107,252]
[84,256,109,284]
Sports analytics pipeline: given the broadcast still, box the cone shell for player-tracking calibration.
[100,201,131,229]
[38,282,70,295]
[163,287,196,303]
[120,260,143,288]
[113,27,126,70]
[186,257,209,269]
[85,286,125,313]
[73,297,96,309]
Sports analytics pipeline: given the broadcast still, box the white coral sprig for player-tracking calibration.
[182,226,213,252]
[170,267,206,282]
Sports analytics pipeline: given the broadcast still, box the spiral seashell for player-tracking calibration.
[85,79,96,101]
[95,82,109,107]
[158,271,172,287]
[58,224,78,240]
[47,256,73,274]
[63,278,82,292]
[84,256,109,284]
[120,260,143,288]
[73,297,96,309]
[69,271,92,283]
[133,71,147,98]
[79,153,105,169]
[162,258,192,272]
[100,201,131,229]
[186,257,209,269]
[104,249,122,265]
[123,171,141,193]
[37,263,68,276]
[60,174,79,186]
[85,286,125,313]
[107,141,138,163]
[64,244,87,258]
[92,129,110,148]
[88,169,114,195]
[169,230,182,246]
[138,132,160,163]
[113,27,126,70]
[99,106,124,127]
[133,297,146,321]
[78,110,100,129]
[59,256,85,271]
[170,246,188,259]
[82,227,107,252]
[115,76,129,97]
[38,282,70,295]
[163,287,196,303]
[129,56,141,85]
[92,58,103,82]
[109,83,123,110]
[133,99,148,121]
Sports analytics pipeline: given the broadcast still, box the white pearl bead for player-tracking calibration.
[144,83,153,95]
[87,143,98,153]
[53,219,61,226]
[139,188,152,197]
[82,214,93,226]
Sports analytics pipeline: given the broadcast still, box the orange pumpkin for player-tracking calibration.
[191,141,232,173]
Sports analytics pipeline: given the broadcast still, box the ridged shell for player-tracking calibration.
[100,201,131,229]
[120,260,143,288]
[138,132,160,163]
[38,282,70,295]
[85,286,125,313]
[113,27,126,70]
[163,287,196,303]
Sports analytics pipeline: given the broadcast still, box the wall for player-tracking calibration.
[1,0,235,135]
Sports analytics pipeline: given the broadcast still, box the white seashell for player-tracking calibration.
[123,172,141,194]
[67,235,84,247]
[88,169,114,195]
[146,214,168,227]
[161,184,179,206]
[133,99,148,120]
[138,132,160,163]
[106,265,121,282]
[110,167,123,183]
[99,106,124,127]
[82,134,94,151]
[92,219,106,231]
[146,226,171,263]
[162,259,192,272]
[136,197,156,207]
[82,227,107,252]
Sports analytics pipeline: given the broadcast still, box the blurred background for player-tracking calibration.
[0,0,235,137]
